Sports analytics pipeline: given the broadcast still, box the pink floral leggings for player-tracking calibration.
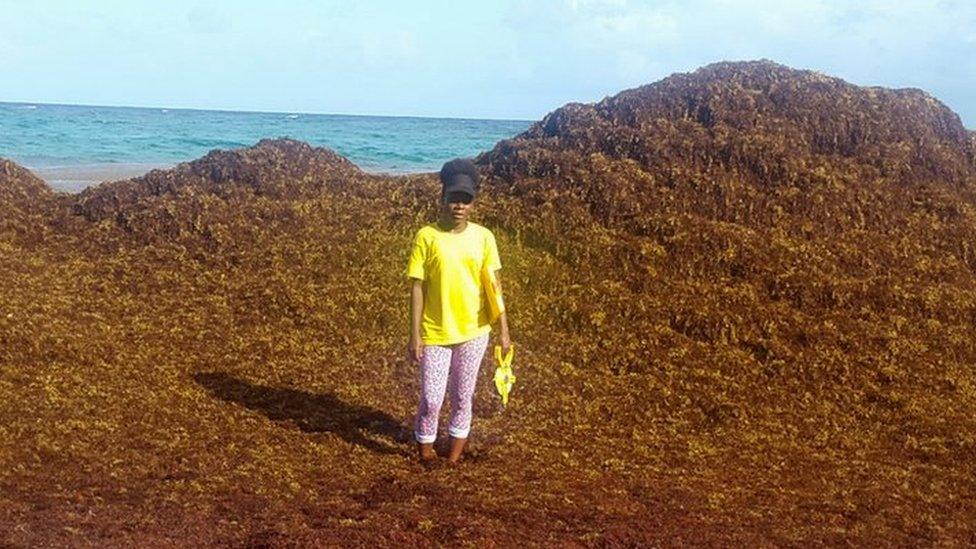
[413,333,490,444]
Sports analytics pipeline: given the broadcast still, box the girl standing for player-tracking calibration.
[406,158,512,466]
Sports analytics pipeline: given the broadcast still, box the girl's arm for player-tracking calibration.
[410,278,424,337]
[494,270,512,352]
[408,278,425,363]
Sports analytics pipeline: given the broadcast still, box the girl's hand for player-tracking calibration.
[407,337,424,365]
[498,332,512,355]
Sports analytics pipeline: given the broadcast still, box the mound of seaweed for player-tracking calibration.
[0,158,55,243]
[67,138,371,249]
[482,59,974,185]
[0,158,51,206]
[75,138,361,219]
[475,59,976,370]
[2,61,976,545]
[479,59,976,248]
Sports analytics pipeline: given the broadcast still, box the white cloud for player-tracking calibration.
[590,8,680,43]
[547,1,682,85]
[187,4,231,34]
[567,0,627,12]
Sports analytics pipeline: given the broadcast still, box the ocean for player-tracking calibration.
[0,102,531,191]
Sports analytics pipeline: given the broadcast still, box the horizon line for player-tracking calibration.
[0,99,536,124]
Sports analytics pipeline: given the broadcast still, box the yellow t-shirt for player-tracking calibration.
[406,221,502,345]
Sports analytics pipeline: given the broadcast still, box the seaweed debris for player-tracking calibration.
[1,61,975,545]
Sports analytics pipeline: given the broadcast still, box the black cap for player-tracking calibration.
[443,173,477,199]
[440,158,480,199]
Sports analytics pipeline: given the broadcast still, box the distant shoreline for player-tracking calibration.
[29,161,429,193]
[31,163,174,193]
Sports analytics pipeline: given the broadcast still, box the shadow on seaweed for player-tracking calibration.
[193,371,410,456]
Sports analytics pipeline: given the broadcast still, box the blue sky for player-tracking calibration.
[0,0,973,125]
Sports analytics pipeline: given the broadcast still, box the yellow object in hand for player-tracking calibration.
[493,344,516,406]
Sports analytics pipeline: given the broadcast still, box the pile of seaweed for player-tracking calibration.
[0,159,54,242]
[477,57,976,383]
[1,60,974,546]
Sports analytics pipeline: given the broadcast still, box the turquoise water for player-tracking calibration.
[0,102,531,175]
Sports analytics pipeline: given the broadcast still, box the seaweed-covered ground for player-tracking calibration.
[2,61,976,546]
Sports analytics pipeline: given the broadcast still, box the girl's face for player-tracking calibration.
[441,191,474,224]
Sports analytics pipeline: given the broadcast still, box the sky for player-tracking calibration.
[0,0,973,126]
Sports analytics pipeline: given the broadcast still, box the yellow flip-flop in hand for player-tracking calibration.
[493,344,516,406]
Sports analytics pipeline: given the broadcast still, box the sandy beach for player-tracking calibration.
[31,163,174,192]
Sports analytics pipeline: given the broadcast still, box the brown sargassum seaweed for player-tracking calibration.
[1,60,975,545]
